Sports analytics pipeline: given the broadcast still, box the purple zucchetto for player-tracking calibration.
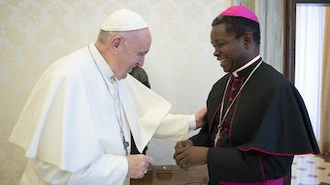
[220,5,259,23]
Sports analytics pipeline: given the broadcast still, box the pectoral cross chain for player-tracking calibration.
[88,45,130,156]
[122,135,129,155]
[214,125,222,147]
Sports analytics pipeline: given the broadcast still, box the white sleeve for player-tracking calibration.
[153,114,195,141]
[29,154,128,185]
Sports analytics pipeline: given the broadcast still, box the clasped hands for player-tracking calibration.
[173,140,208,171]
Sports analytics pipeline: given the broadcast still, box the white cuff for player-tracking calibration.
[188,115,196,131]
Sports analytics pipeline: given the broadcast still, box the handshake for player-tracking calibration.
[173,139,209,171]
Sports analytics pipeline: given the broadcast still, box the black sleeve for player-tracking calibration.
[207,147,293,184]
[190,117,212,147]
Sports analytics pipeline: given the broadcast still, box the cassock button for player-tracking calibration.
[231,87,236,91]
[229,97,233,102]
[234,77,242,83]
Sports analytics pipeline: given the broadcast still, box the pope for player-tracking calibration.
[9,9,206,185]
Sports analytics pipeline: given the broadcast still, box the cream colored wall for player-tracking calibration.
[0,1,230,184]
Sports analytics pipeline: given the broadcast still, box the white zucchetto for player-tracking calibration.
[100,9,149,31]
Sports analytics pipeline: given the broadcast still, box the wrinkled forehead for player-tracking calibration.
[135,28,152,46]
[122,28,151,43]
[127,28,151,51]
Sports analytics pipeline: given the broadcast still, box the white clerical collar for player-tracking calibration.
[89,43,116,80]
[232,55,261,77]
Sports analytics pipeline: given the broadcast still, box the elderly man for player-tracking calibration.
[9,9,206,185]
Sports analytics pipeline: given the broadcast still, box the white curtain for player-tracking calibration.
[295,5,325,140]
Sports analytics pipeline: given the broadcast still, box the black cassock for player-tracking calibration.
[191,59,320,185]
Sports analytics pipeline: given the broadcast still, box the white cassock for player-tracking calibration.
[9,43,195,185]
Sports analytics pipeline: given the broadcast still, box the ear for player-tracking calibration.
[243,32,253,49]
[110,36,124,54]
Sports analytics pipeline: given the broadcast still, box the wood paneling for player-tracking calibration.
[131,165,208,185]
[283,0,296,83]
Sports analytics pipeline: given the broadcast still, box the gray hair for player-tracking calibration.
[97,30,141,45]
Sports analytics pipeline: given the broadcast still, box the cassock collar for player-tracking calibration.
[232,55,261,78]
[89,43,116,81]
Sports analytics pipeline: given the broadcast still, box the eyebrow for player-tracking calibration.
[213,38,225,42]
[138,50,149,55]
[212,39,225,44]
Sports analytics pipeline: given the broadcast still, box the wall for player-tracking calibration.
[257,0,284,72]
[235,0,284,72]
[0,1,230,184]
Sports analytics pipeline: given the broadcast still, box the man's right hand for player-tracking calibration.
[174,140,193,151]
[173,140,193,168]
[174,140,208,171]
[126,154,155,179]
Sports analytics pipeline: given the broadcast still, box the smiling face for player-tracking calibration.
[116,28,151,79]
[211,23,247,73]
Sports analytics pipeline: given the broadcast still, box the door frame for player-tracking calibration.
[283,0,330,83]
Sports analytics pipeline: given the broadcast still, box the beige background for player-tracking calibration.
[0,0,284,184]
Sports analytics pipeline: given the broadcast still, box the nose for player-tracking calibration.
[213,49,220,57]
[137,58,145,67]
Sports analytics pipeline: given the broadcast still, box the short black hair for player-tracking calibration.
[212,16,260,45]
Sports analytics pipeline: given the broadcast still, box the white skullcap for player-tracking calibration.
[100,9,148,31]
